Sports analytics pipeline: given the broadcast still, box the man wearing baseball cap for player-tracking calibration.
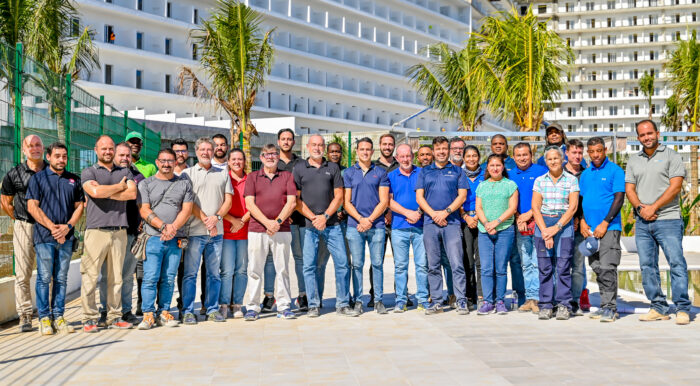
[126,131,157,178]
[537,124,587,168]
[579,137,625,322]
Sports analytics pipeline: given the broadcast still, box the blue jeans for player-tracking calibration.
[183,234,223,315]
[478,226,515,304]
[635,217,690,314]
[571,231,587,303]
[220,239,248,305]
[440,245,454,296]
[141,238,181,314]
[99,234,137,314]
[509,236,525,306]
[303,225,350,308]
[264,224,305,295]
[423,223,466,304]
[346,227,385,304]
[391,227,429,305]
[535,216,574,310]
[35,240,73,319]
[516,233,539,301]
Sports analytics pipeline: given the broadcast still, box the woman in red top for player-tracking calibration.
[219,149,250,318]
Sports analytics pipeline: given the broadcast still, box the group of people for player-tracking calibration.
[1,118,693,336]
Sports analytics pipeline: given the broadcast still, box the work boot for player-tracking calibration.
[639,309,670,322]
[676,311,690,325]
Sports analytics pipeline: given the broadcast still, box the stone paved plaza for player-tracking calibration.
[1,254,699,385]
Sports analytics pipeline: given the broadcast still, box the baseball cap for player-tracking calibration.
[125,131,144,142]
[546,123,564,134]
[578,236,600,257]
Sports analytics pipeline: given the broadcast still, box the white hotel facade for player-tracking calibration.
[74,0,507,134]
[522,0,700,136]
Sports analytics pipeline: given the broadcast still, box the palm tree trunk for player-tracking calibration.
[690,143,699,235]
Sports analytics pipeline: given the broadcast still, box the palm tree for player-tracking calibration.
[0,0,33,106]
[179,0,274,172]
[639,71,655,119]
[661,94,683,132]
[666,30,700,235]
[470,6,573,131]
[406,42,484,132]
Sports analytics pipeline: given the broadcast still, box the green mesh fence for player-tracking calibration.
[0,41,161,277]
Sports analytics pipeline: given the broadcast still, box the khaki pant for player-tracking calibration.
[80,229,127,323]
[246,232,292,312]
[13,220,35,317]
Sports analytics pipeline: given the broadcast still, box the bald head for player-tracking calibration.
[95,135,115,164]
[396,143,414,172]
[22,135,44,162]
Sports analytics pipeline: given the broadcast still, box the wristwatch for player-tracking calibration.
[67,224,73,230]
[445,207,452,214]
[159,223,166,232]
[216,215,222,221]
[496,218,502,224]
[276,218,283,224]
[636,205,643,213]
[556,222,563,230]
[324,213,330,220]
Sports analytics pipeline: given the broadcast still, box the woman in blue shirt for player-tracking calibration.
[460,145,484,307]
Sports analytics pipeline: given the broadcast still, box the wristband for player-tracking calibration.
[496,218,502,224]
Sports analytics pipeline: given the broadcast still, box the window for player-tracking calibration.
[567,90,573,99]
[105,64,112,85]
[589,18,596,28]
[693,13,697,22]
[633,51,638,61]
[568,107,576,117]
[166,2,172,18]
[607,1,616,9]
[586,2,595,10]
[649,15,656,24]
[607,35,615,44]
[588,107,597,116]
[165,38,172,55]
[165,74,171,93]
[566,3,574,12]
[650,50,655,60]
[633,16,637,26]
[591,54,597,63]
[675,14,681,23]
[192,44,198,60]
[650,68,655,77]
[590,124,598,132]
[651,104,656,114]
[649,33,655,42]
[136,70,143,89]
[609,124,615,131]
[194,9,199,24]
[105,25,115,44]
[591,89,598,98]
[608,70,616,80]
[607,18,613,27]
[71,18,80,37]
[634,87,639,96]
[633,69,639,79]
[567,37,571,46]
[106,0,112,3]
[566,20,572,29]
[633,34,638,43]
[568,125,575,132]
[633,105,639,114]
[591,36,596,46]
[136,32,143,50]
[608,53,616,62]
[628,0,636,7]
[675,31,682,41]
[608,88,616,97]
[538,4,547,13]
[591,71,597,81]
[137,0,142,11]
[609,106,618,115]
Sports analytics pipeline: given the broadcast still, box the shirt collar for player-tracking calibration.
[638,144,666,159]
[515,163,534,173]
[305,157,328,168]
[374,158,398,168]
[431,161,454,170]
[229,169,247,182]
[545,171,568,182]
[353,162,374,171]
[257,168,280,179]
[591,157,609,170]
[396,166,419,176]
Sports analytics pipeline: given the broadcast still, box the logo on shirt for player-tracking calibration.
[601,178,607,181]
[68,179,75,185]
[325,171,331,176]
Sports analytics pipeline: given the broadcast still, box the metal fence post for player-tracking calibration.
[124,110,129,135]
[13,43,23,165]
[64,74,72,170]
[347,131,351,168]
[99,96,104,136]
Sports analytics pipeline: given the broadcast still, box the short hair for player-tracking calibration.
[171,138,188,149]
[543,145,564,160]
[327,142,343,152]
[464,145,480,159]
[449,137,466,149]
[261,143,278,153]
[513,142,532,155]
[491,134,508,145]
[432,136,448,146]
[47,142,67,156]
[229,148,246,161]
[379,133,395,143]
[212,133,228,144]
[115,141,131,151]
[195,137,214,151]
[635,119,658,133]
[567,139,584,150]
[356,137,373,148]
[418,145,432,152]
[308,134,325,144]
[277,128,294,140]
[157,148,176,159]
[587,137,606,148]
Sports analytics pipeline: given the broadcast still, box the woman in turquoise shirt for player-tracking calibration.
[475,154,518,315]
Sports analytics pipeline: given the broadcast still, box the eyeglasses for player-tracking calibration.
[157,159,176,164]
[262,152,279,158]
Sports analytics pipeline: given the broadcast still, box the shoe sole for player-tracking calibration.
[600,318,617,323]
[639,317,670,321]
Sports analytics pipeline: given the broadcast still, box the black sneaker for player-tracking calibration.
[538,308,553,320]
[406,297,414,307]
[571,302,583,316]
[375,301,388,314]
[97,311,107,328]
[135,304,143,317]
[122,311,139,325]
[600,309,619,323]
[337,306,359,317]
[555,305,571,320]
[353,301,363,315]
[261,296,276,313]
[297,295,309,312]
[307,307,320,318]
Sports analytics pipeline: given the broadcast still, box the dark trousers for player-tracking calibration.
[424,223,466,304]
[462,223,480,302]
[535,216,574,310]
[589,230,621,311]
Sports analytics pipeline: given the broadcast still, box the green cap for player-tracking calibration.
[125,131,144,142]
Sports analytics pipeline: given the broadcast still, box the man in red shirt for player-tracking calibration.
[243,144,298,320]
[219,149,251,318]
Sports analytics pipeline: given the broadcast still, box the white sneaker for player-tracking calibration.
[232,304,244,319]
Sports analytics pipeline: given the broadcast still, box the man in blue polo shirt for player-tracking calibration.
[580,137,625,322]
[417,136,469,315]
[344,137,390,315]
[510,143,548,313]
[388,144,428,312]
[481,134,516,172]
[26,142,84,335]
